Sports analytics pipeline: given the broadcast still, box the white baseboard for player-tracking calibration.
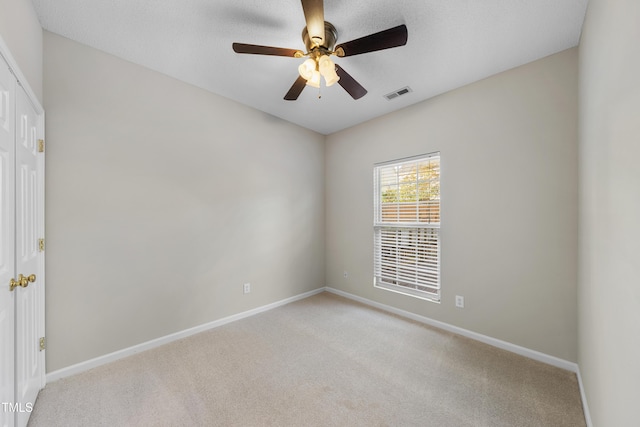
[47,285,592,425]
[576,367,593,427]
[324,286,579,373]
[46,287,325,383]
[326,286,594,424]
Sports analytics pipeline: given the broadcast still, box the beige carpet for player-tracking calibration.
[28,292,585,426]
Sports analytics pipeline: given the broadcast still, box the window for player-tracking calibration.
[373,153,441,302]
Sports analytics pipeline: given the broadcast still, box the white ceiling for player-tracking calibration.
[31,0,588,135]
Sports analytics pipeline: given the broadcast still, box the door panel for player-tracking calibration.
[0,60,16,427]
[15,86,42,427]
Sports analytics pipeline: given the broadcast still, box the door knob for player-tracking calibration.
[19,274,36,288]
[9,274,36,291]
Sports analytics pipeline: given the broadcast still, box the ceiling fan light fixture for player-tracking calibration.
[232,2,409,101]
[298,58,316,80]
[306,69,321,88]
[319,55,340,86]
[318,55,330,67]
[323,71,340,87]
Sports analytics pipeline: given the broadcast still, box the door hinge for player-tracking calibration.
[38,139,44,153]
[39,337,45,351]
[39,238,45,252]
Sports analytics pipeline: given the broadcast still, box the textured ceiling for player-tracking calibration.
[31,0,588,135]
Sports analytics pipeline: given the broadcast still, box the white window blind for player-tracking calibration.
[373,153,440,301]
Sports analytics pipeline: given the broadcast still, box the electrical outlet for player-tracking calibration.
[343,271,348,278]
[455,295,464,308]
[243,283,251,294]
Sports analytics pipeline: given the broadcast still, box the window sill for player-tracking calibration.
[374,282,441,303]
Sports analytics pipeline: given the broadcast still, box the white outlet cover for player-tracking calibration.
[455,295,464,308]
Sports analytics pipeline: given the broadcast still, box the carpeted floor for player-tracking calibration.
[28,292,586,426]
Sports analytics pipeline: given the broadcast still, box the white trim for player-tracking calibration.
[38,110,46,390]
[46,288,325,383]
[374,151,440,167]
[576,367,593,427]
[327,286,594,422]
[0,35,43,114]
[47,285,591,424]
[374,282,440,303]
[324,286,579,373]
[1,34,47,396]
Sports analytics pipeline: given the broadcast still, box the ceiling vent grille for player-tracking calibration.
[384,86,412,101]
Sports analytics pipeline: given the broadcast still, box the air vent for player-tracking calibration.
[384,86,412,101]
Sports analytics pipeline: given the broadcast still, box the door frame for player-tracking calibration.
[0,34,46,422]
[0,41,17,427]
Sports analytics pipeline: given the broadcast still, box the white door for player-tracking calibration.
[0,51,45,427]
[0,55,16,427]
[14,85,44,427]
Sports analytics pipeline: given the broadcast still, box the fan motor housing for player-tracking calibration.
[302,21,338,53]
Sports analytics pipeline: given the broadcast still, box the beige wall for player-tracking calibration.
[30,3,640,419]
[579,0,640,425]
[43,32,325,372]
[325,49,578,361]
[0,0,43,102]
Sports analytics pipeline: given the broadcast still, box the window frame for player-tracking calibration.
[373,152,441,303]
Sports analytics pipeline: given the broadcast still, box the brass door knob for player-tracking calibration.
[20,274,36,287]
[8,274,35,291]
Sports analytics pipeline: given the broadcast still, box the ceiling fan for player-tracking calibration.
[232,0,408,101]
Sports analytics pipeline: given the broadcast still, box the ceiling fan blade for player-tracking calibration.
[301,0,325,46]
[232,43,302,57]
[284,76,307,101]
[335,65,367,100]
[335,24,408,57]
